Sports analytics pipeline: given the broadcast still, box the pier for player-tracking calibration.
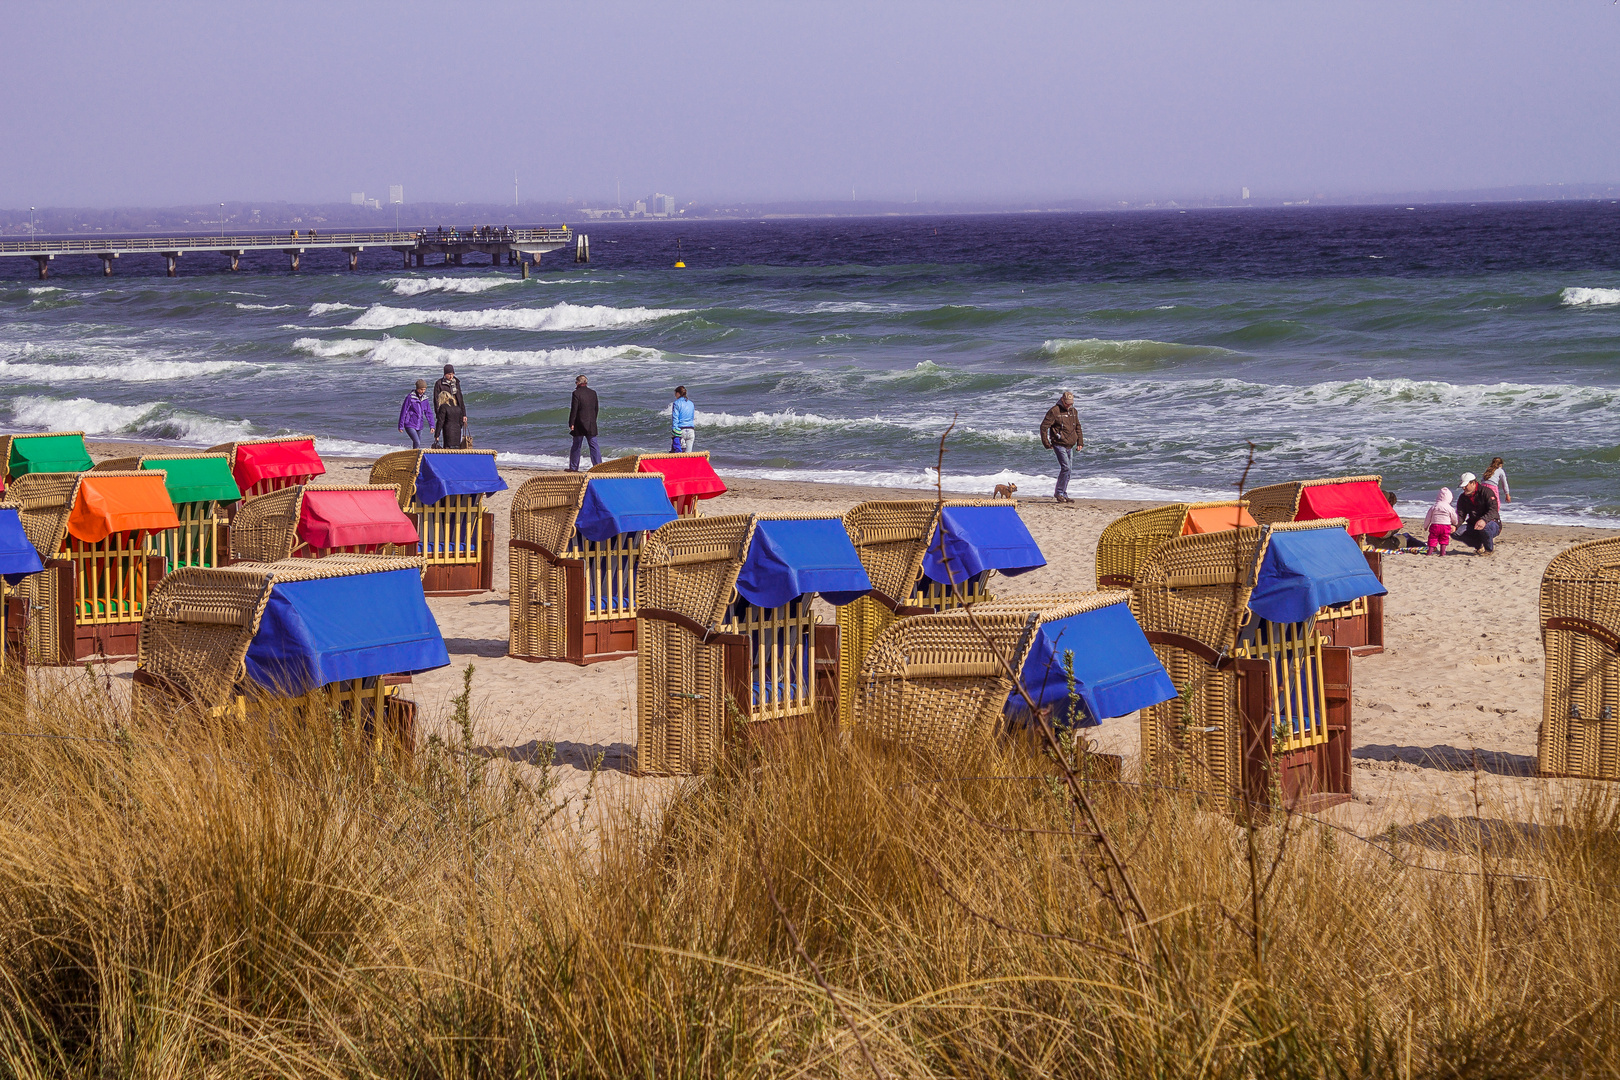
[0,227,572,279]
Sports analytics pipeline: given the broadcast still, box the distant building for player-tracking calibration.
[632,199,647,216]
[368,198,381,210]
[389,185,404,205]
[350,192,366,206]
[655,193,675,216]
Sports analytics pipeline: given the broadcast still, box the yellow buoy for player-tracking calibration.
[675,239,686,268]
[674,260,685,268]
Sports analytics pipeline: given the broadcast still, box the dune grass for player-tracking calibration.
[0,668,1617,1078]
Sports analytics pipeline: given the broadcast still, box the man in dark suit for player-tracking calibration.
[568,374,601,471]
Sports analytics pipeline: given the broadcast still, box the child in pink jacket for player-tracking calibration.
[1423,487,1459,555]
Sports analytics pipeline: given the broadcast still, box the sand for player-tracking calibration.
[74,441,1620,832]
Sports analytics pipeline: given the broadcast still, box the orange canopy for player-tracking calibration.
[1182,505,1258,535]
[67,474,180,544]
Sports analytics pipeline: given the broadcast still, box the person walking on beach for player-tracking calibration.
[671,385,696,452]
[434,364,465,412]
[398,379,432,449]
[568,375,602,471]
[1039,391,1083,503]
[1482,457,1511,506]
[1423,487,1458,555]
[434,388,467,450]
[1455,476,1501,555]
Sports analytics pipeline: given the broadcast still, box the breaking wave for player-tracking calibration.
[1040,337,1235,367]
[346,301,691,332]
[1559,287,1620,308]
[309,302,363,316]
[7,395,255,444]
[235,302,294,311]
[292,335,662,369]
[384,277,517,297]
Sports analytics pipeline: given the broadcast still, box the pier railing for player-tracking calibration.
[0,227,570,255]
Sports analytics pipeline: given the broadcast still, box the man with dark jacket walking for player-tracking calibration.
[1039,391,1083,503]
[568,375,601,471]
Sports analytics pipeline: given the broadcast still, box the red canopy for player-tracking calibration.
[1297,481,1403,538]
[298,488,420,550]
[233,440,326,490]
[640,455,726,500]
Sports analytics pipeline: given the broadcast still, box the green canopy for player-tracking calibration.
[9,434,92,477]
[142,456,241,504]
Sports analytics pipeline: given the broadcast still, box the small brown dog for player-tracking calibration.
[993,482,1018,500]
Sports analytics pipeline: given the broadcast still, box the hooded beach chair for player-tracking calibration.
[10,470,179,663]
[837,499,1046,726]
[207,437,326,499]
[1094,501,1256,589]
[370,449,508,594]
[854,591,1177,766]
[133,555,449,744]
[0,431,92,492]
[94,453,241,570]
[0,502,46,670]
[1535,537,1620,780]
[508,472,677,664]
[590,451,726,517]
[1240,475,1402,652]
[1132,519,1386,810]
[635,513,873,775]
[228,485,420,564]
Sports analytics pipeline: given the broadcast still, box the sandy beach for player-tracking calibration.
[75,440,1620,834]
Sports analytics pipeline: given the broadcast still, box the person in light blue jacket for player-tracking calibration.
[671,385,696,452]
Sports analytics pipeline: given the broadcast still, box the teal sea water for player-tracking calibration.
[2,203,1617,523]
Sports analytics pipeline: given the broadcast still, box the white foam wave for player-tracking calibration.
[1040,337,1234,365]
[385,276,517,297]
[27,287,64,296]
[696,409,1036,444]
[309,302,363,316]
[6,395,255,444]
[292,335,662,369]
[0,356,252,383]
[1560,287,1620,308]
[346,301,691,332]
[235,302,294,311]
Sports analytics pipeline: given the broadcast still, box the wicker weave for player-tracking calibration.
[369,447,499,510]
[8,472,82,667]
[228,484,405,562]
[591,451,719,516]
[508,473,590,660]
[0,431,87,483]
[634,514,755,775]
[855,591,1129,765]
[1243,475,1384,529]
[1094,501,1252,589]
[134,555,425,715]
[1536,536,1620,779]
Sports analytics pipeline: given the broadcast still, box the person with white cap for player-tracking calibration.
[1455,472,1501,555]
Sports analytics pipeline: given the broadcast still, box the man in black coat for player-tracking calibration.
[434,364,465,411]
[568,374,602,471]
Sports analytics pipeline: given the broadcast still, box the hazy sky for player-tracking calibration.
[4,1,1618,208]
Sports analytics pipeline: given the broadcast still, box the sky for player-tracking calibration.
[3,1,1619,208]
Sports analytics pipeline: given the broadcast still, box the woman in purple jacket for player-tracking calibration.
[398,379,433,448]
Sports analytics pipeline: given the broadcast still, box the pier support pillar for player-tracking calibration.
[227,253,240,272]
[415,251,425,267]
[100,254,116,276]
[283,249,301,271]
[576,234,589,263]
[33,255,50,280]
[521,260,530,280]
[453,253,463,266]
[403,249,411,268]
[493,250,502,267]
[162,252,180,277]
[347,249,360,271]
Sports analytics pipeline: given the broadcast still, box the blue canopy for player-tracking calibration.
[735,518,872,609]
[415,452,508,506]
[576,476,678,542]
[1011,601,1178,728]
[1248,527,1388,625]
[921,505,1045,586]
[0,507,44,584]
[244,568,451,696]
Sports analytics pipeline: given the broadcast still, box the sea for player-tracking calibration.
[2,203,1618,524]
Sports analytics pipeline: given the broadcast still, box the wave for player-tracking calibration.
[1559,287,1620,308]
[7,395,255,444]
[309,302,363,316]
[1040,337,1234,367]
[27,287,64,296]
[730,464,1229,503]
[0,356,252,383]
[346,301,692,332]
[234,302,294,311]
[384,276,518,297]
[696,409,1036,443]
[292,335,663,369]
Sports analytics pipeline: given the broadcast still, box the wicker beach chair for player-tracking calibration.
[0,500,45,671]
[1536,537,1620,779]
[591,451,725,516]
[0,431,92,488]
[509,472,675,664]
[853,590,1170,765]
[1094,501,1254,589]
[836,499,1040,726]
[1133,520,1365,810]
[133,554,444,744]
[370,449,503,594]
[207,437,325,499]
[228,484,415,563]
[10,470,178,664]
[94,453,238,570]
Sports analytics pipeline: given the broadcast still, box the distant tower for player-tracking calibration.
[1242,187,1250,200]
[389,185,404,205]
[514,171,519,208]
